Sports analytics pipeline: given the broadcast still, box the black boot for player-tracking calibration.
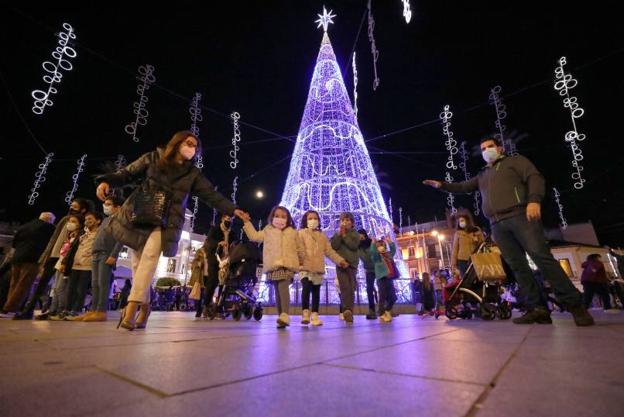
[512,306,552,324]
[366,309,377,319]
[567,305,595,327]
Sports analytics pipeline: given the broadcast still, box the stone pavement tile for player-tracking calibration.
[327,337,518,385]
[474,356,623,417]
[427,320,531,344]
[0,367,155,417]
[92,364,485,417]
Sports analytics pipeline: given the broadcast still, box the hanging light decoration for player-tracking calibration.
[439,104,458,214]
[64,154,87,205]
[124,64,156,143]
[28,153,54,205]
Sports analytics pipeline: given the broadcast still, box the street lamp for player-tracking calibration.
[255,190,264,199]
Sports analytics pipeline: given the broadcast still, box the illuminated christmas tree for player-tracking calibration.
[280,8,408,278]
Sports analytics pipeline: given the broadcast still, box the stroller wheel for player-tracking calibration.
[480,303,496,321]
[205,304,217,320]
[463,305,473,320]
[497,302,512,320]
[253,307,263,321]
[232,306,242,321]
[243,304,253,320]
[445,307,458,320]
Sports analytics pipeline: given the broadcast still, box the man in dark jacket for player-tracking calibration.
[201,214,231,315]
[0,213,55,316]
[13,198,93,320]
[424,137,594,326]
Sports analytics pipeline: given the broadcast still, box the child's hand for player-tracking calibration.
[234,209,250,222]
[339,260,349,268]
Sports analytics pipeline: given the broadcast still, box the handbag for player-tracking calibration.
[189,281,202,300]
[131,178,172,228]
[470,251,507,281]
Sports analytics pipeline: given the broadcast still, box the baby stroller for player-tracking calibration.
[439,240,512,321]
[205,241,264,321]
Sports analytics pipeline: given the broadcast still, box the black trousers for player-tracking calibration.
[67,270,91,312]
[22,257,58,314]
[301,277,321,312]
[365,271,377,312]
[582,282,612,310]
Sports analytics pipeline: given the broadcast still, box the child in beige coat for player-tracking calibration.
[243,206,303,329]
[298,210,348,326]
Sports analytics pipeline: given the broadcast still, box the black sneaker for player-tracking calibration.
[568,305,595,327]
[365,310,377,320]
[512,307,552,324]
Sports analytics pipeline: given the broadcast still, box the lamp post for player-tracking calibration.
[431,230,445,269]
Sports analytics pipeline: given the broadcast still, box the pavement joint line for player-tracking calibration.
[463,325,534,417]
[163,328,461,397]
[321,362,487,387]
[94,365,170,398]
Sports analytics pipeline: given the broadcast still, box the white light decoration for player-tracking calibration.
[189,92,204,232]
[439,105,458,214]
[388,198,394,224]
[553,187,568,230]
[31,22,77,115]
[315,6,336,32]
[399,207,403,234]
[114,154,126,171]
[64,154,87,205]
[230,111,241,204]
[28,152,54,205]
[401,0,412,23]
[212,186,218,225]
[554,56,587,190]
[489,85,517,156]
[124,64,156,143]
[459,141,481,216]
[279,25,408,278]
[352,52,358,120]
[367,0,381,91]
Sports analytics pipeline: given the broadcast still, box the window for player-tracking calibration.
[408,246,416,258]
[167,258,177,273]
[559,258,573,277]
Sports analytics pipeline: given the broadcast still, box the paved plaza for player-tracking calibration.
[1,310,623,417]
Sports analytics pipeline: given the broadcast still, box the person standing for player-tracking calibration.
[451,213,484,279]
[357,229,378,319]
[330,212,360,324]
[424,137,594,326]
[581,254,614,311]
[0,213,55,317]
[96,131,247,330]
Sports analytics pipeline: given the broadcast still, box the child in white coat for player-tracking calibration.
[243,206,303,328]
[298,210,348,326]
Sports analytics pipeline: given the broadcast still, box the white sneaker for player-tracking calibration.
[302,309,311,325]
[384,311,393,322]
[311,312,323,326]
[277,313,290,328]
[339,313,344,321]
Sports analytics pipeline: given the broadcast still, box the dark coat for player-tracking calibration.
[12,219,55,264]
[97,148,236,257]
[203,225,227,266]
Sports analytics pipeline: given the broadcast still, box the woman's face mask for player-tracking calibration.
[66,222,79,232]
[458,220,467,228]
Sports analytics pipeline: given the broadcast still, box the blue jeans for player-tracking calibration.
[91,254,113,312]
[491,214,581,309]
[456,260,470,279]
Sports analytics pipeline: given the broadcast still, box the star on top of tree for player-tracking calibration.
[315,6,336,32]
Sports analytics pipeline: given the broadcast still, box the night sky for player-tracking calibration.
[1,2,623,245]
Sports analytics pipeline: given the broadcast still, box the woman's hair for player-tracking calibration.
[339,212,355,224]
[73,198,94,213]
[105,196,125,206]
[358,228,372,248]
[300,210,321,229]
[157,130,202,171]
[422,272,431,288]
[267,206,295,229]
[586,253,602,262]
[453,210,479,233]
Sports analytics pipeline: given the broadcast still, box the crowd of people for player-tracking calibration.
[2,132,623,331]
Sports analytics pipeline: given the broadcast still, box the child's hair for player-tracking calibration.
[267,206,295,229]
[300,210,321,229]
[85,211,104,223]
[339,212,355,224]
[105,196,125,206]
[68,213,85,227]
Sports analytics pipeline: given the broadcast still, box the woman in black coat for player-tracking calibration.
[96,130,247,330]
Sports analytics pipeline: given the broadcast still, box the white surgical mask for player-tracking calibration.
[482,147,500,164]
[458,220,467,228]
[180,145,196,160]
[307,219,319,230]
[103,205,113,216]
[272,217,287,230]
[66,222,78,232]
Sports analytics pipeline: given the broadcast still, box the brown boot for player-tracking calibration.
[83,311,107,322]
[135,303,151,329]
[117,302,140,331]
